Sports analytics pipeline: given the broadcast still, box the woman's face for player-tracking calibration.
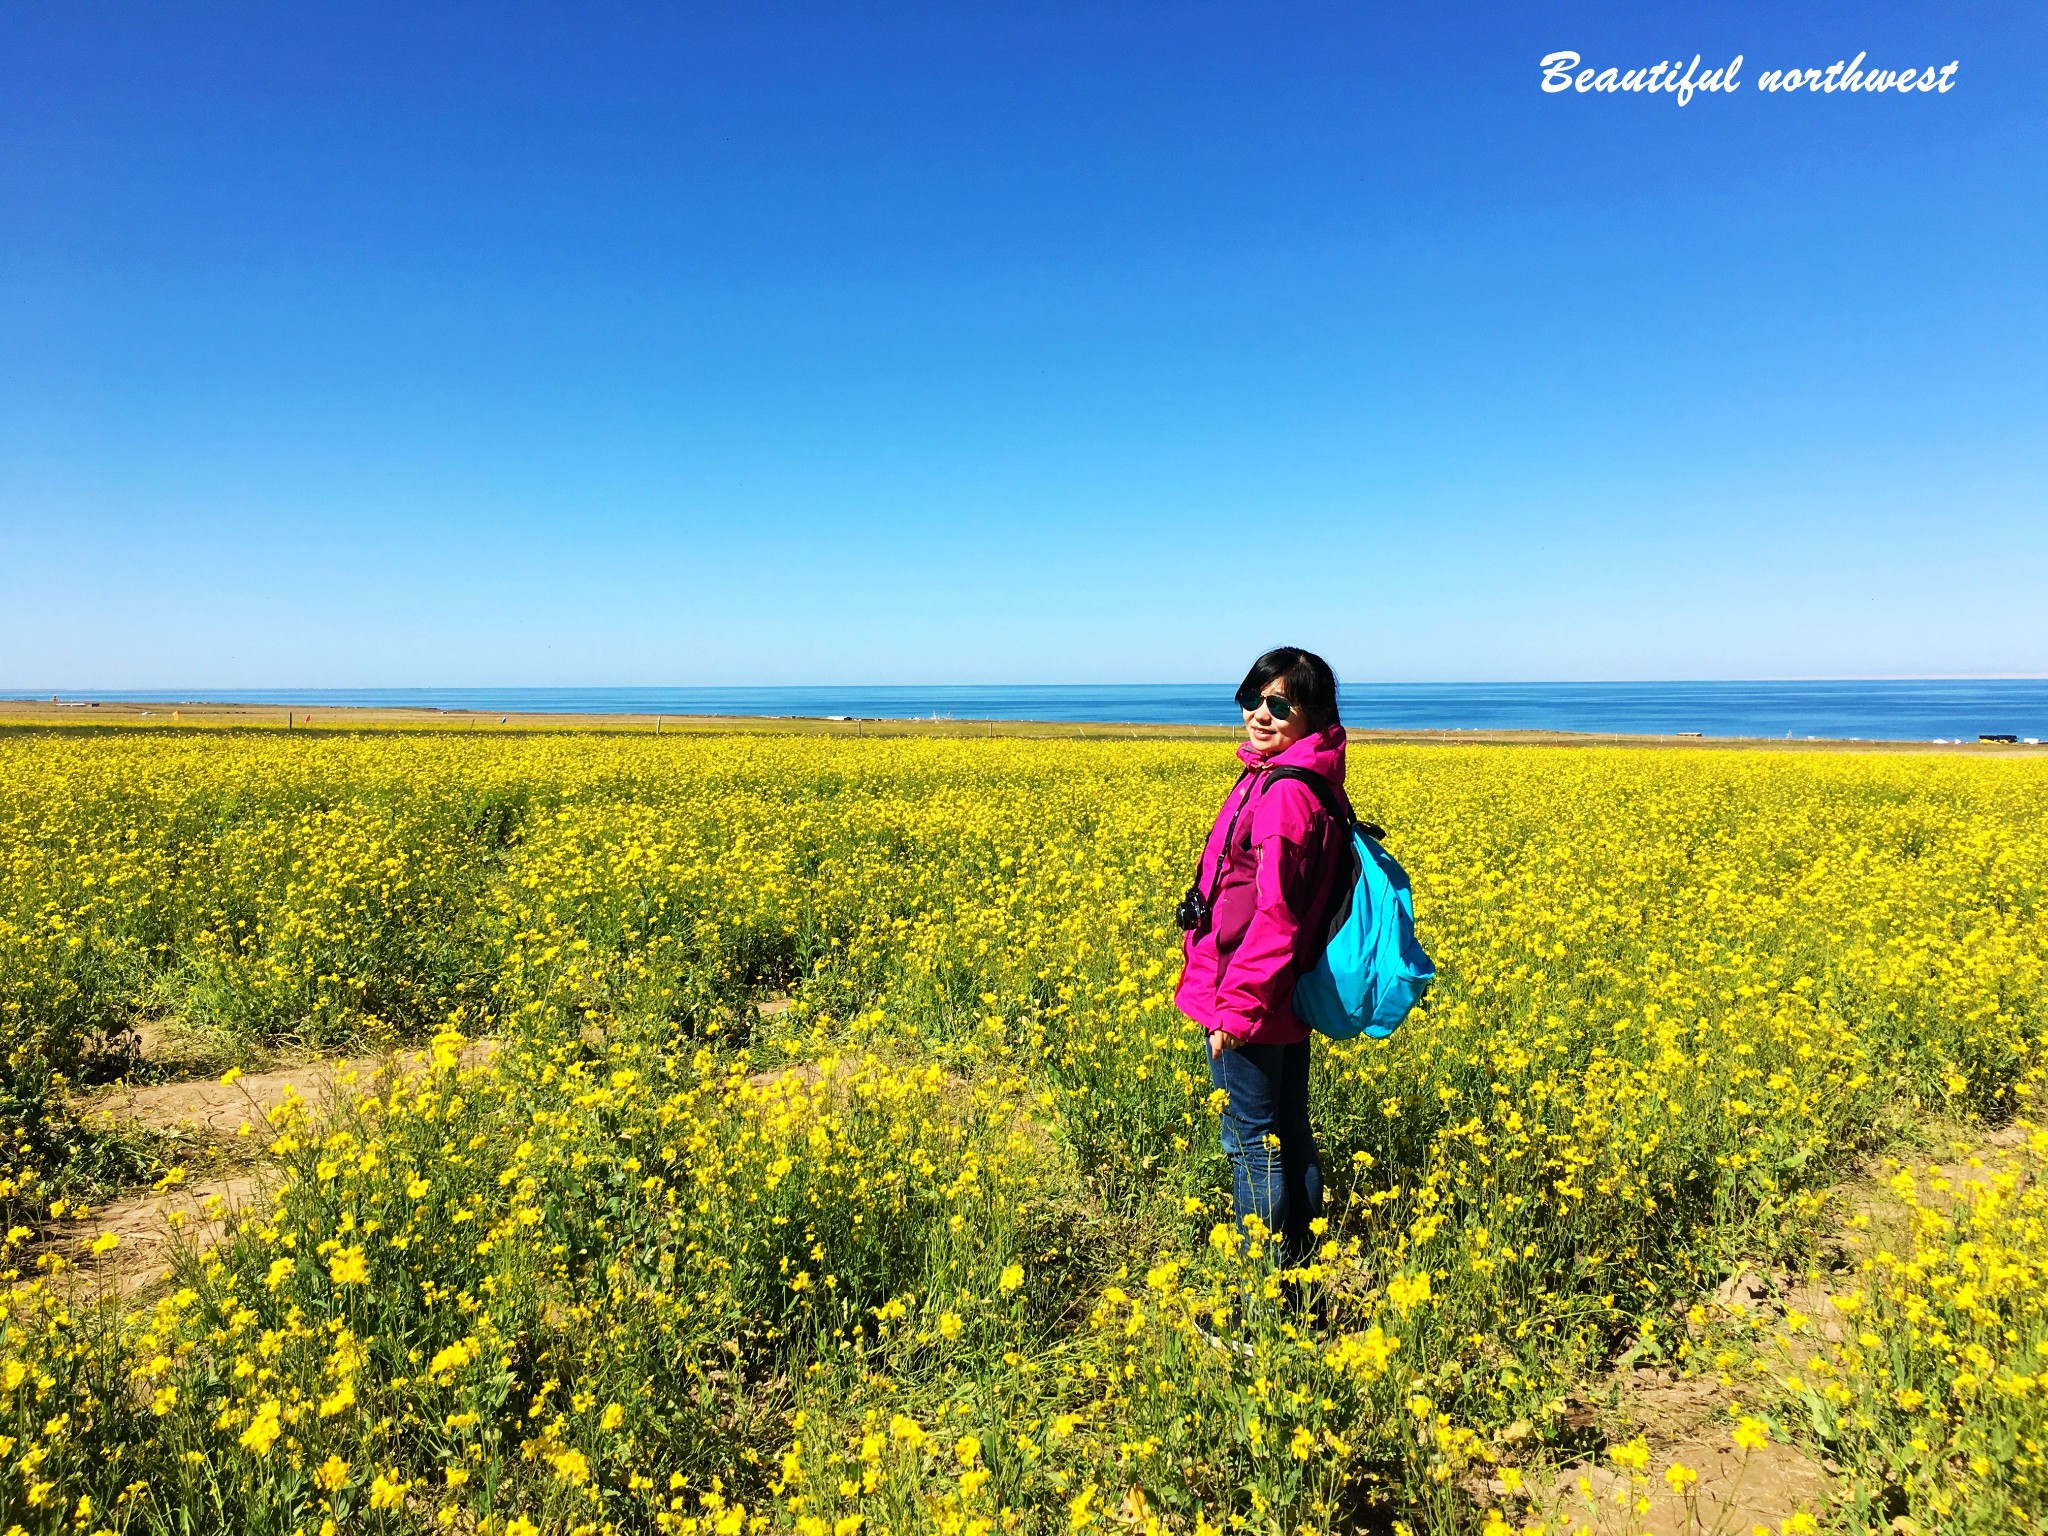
[1242,678,1313,755]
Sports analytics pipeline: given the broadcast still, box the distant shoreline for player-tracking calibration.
[7,680,2048,743]
[3,695,2041,753]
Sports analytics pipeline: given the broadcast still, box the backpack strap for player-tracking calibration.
[1261,766,1344,823]
[1262,767,1382,839]
[1258,768,1371,956]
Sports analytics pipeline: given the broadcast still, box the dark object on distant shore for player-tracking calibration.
[1676,731,1703,738]
[1980,734,2019,744]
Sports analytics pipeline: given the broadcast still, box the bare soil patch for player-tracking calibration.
[1826,1119,2034,1262]
[49,1038,498,1298]
[1521,1437,1824,1536]
[78,1037,500,1142]
[1511,1118,2029,1533]
[48,1174,269,1299]
[1513,1353,1827,1536]
[83,1059,375,1140]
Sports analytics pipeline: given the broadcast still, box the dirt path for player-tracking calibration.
[84,1057,378,1139]
[55,998,796,1298]
[1826,1119,2034,1257]
[1507,1118,2028,1534]
[45,1174,270,1299]
[1514,1364,1827,1535]
[50,1039,497,1298]
[52,1012,819,1300]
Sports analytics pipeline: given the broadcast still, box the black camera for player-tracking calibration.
[1174,884,1211,933]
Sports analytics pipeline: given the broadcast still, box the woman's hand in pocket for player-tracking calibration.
[1207,1028,1242,1060]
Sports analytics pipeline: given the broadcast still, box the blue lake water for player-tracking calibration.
[17,681,2048,741]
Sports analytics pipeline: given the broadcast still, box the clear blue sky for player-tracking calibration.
[3,1,2043,687]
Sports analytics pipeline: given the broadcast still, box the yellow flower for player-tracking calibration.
[998,1262,1024,1293]
[327,1245,369,1285]
[428,1339,477,1381]
[1608,1436,1649,1472]
[1664,1462,1698,1493]
[88,1232,120,1255]
[367,1472,408,1509]
[430,1029,465,1072]
[1732,1416,1771,1453]
[1068,1482,1099,1529]
[238,1400,283,1456]
[1387,1272,1432,1314]
[1325,1325,1399,1380]
[937,1311,963,1340]
[600,1402,625,1432]
[314,1455,350,1492]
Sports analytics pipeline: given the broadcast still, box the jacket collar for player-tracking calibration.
[1236,723,1347,788]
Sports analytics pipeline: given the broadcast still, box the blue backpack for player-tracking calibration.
[1265,768,1435,1040]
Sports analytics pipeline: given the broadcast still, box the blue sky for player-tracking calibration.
[3,1,2043,687]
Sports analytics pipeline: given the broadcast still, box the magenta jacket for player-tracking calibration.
[1174,724,1353,1046]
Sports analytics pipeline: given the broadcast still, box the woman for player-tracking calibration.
[1175,646,1351,1268]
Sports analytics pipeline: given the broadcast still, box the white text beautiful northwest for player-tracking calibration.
[1539,52,1959,105]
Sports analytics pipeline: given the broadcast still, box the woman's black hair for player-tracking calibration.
[1237,647,1340,729]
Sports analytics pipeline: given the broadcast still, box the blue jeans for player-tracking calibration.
[1209,1038,1323,1266]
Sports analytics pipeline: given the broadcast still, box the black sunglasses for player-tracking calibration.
[1235,686,1297,721]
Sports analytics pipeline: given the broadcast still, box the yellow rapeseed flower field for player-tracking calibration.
[0,729,2043,1533]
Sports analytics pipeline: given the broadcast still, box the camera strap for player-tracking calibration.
[1200,766,1258,905]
